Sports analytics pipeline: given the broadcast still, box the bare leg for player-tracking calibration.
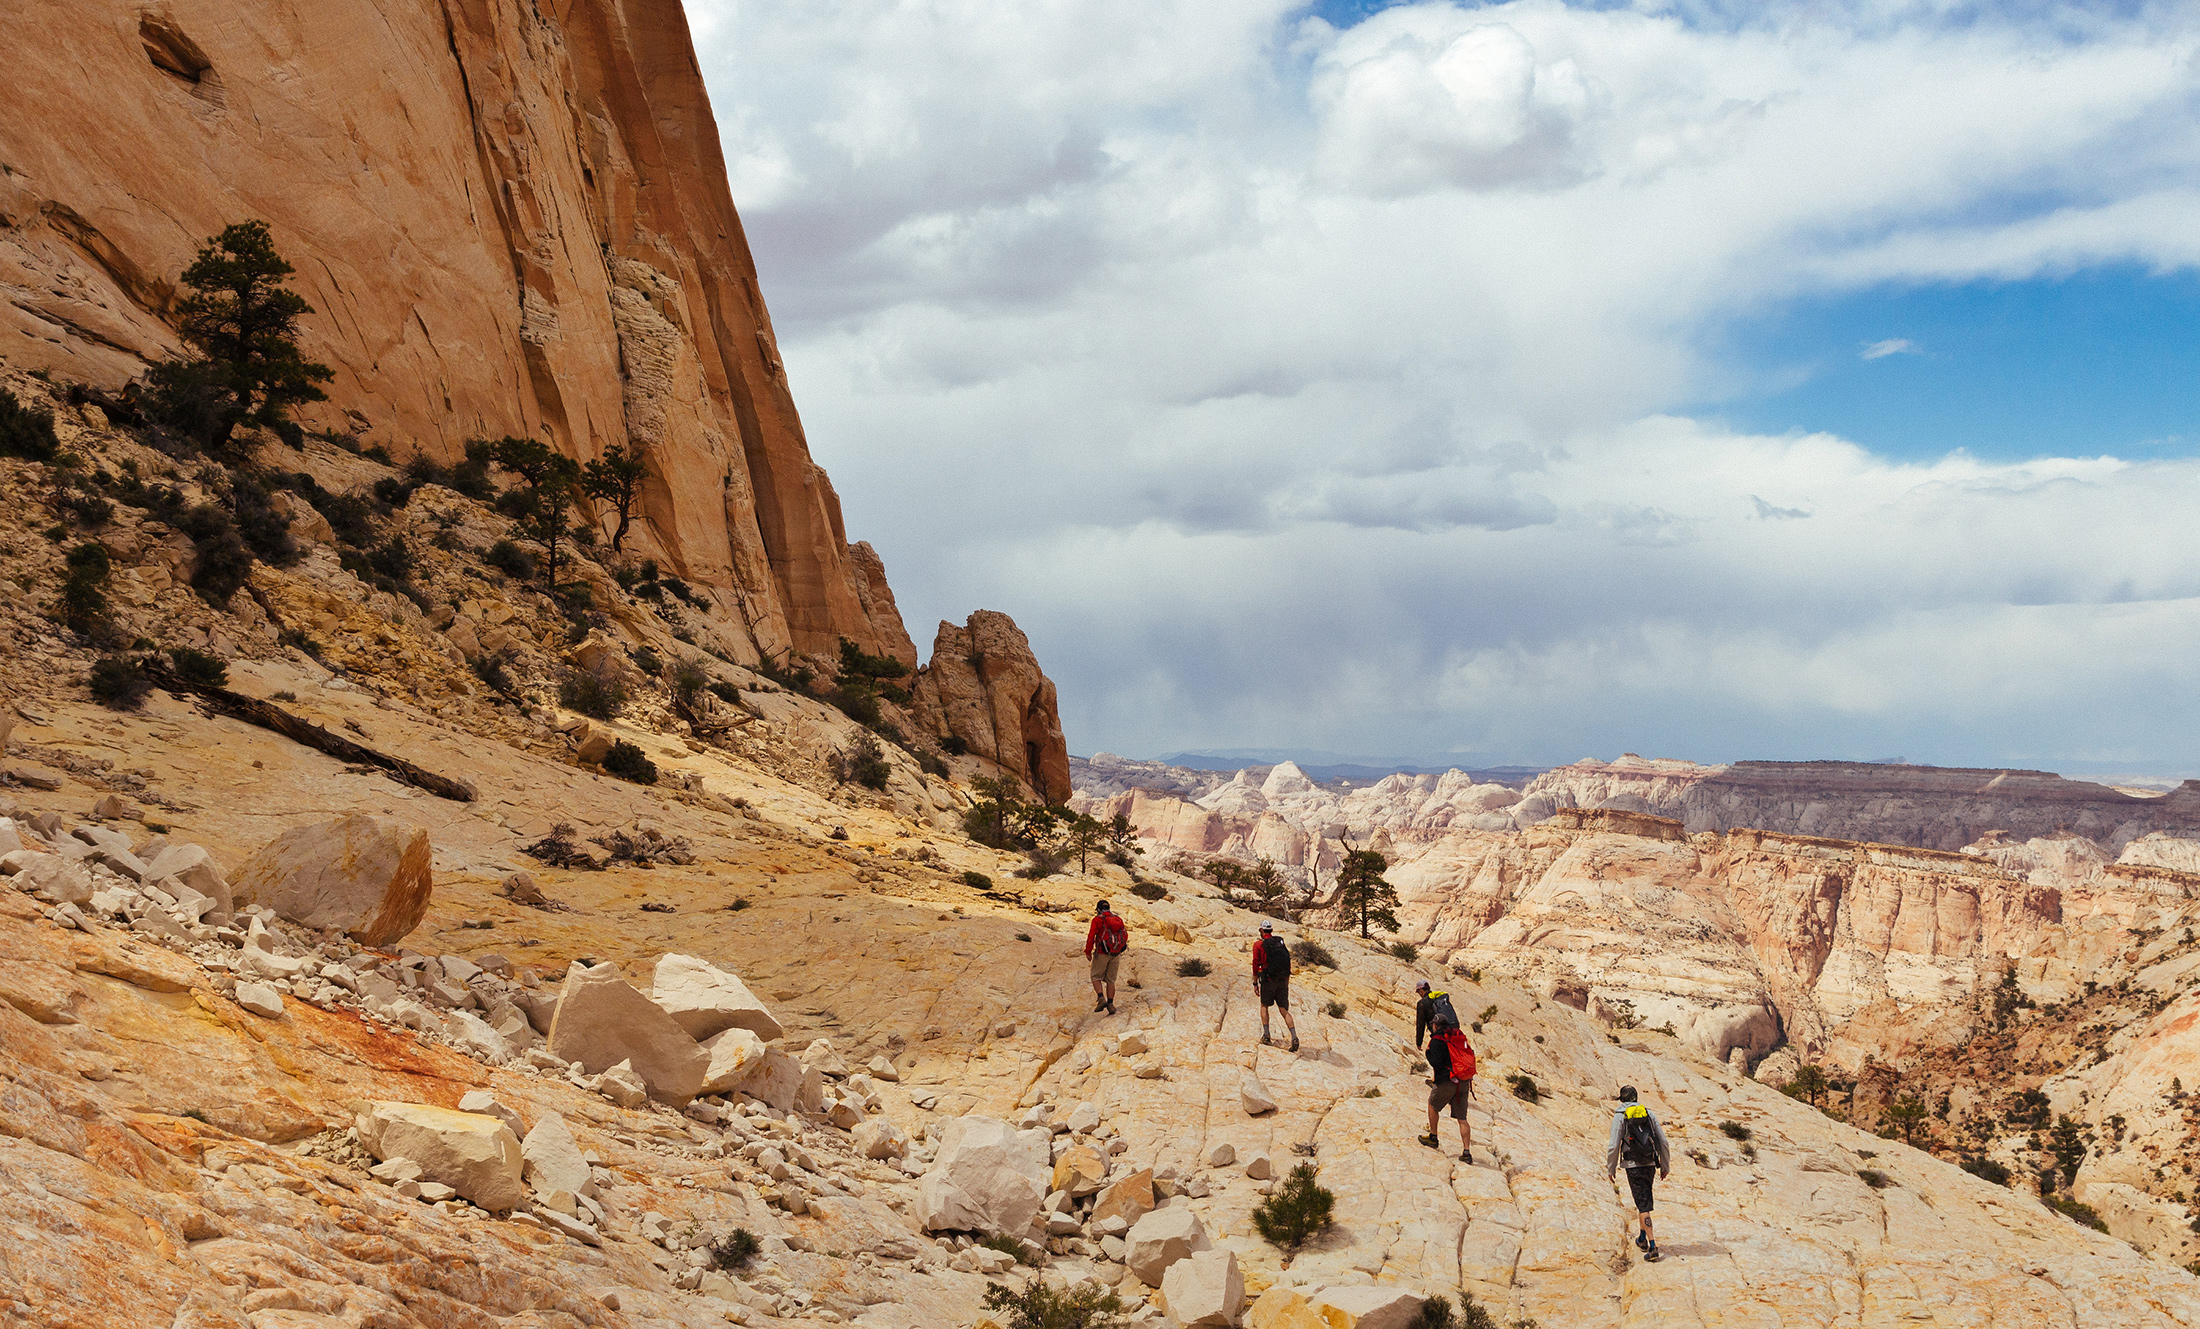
[1640,1213,1656,1245]
[1426,1104,1440,1137]
[1456,1115,1472,1152]
[1281,1008,1297,1034]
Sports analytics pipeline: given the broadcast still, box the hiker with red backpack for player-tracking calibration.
[1417,982,1476,1160]
[1607,1085,1671,1262]
[1085,901,1128,1015]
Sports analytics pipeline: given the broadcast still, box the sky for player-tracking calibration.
[685,0,2200,770]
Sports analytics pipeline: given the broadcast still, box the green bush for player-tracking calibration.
[1176,957,1212,978]
[2045,1193,2106,1230]
[602,740,657,785]
[1130,883,1167,901]
[632,646,663,676]
[977,1233,1038,1267]
[89,656,150,710]
[559,666,628,720]
[707,680,739,703]
[1324,1000,1347,1018]
[179,503,253,604]
[60,542,111,632]
[1719,1121,1752,1142]
[485,539,536,580]
[837,732,892,790]
[961,870,993,890]
[1506,1073,1540,1104]
[0,388,60,461]
[1292,939,1337,969]
[1251,1163,1335,1248]
[1857,1169,1891,1190]
[168,647,229,689]
[979,1279,1127,1329]
[1960,1155,2011,1186]
[1388,940,1419,962]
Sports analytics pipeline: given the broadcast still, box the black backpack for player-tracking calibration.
[1426,991,1460,1030]
[1260,937,1290,979]
[1621,1106,1659,1167]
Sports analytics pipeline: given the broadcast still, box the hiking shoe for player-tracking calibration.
[1289,1035,1299,1052]
[1644,1244,1662,1263]
[1095,998,1106,1012]
[1261,1032,1272,1046]
[1419,1133,1441,1150]
[1460,1149,1473,1163]
[1635,1232,1648,1252]
[1105,1000,1115,1015]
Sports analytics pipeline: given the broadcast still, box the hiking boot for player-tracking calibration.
[1260,1032,1272,1046]
[1635,1232,1648,1252]
[1460,1148,1473,1163]
[1095,997,1106,1012]
[1288,1034,1299,1052]
[1418,1133,1441,1150]
[1105,1000,1115,1015]
[1644,1244,1662,1263]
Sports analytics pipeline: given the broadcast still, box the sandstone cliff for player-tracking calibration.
[911,611,1073,804]
[0,0,913,668]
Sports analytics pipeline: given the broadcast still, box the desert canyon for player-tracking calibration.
[0,3,2196,1329]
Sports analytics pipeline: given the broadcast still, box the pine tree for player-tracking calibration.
[1334,847,1400,938]
[488,436,582,589]
[148,220,333,449]
[1252,1163,1336,1248]
[580,442,649,551]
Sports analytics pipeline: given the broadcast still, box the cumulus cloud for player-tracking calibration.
[689,1,2200,766]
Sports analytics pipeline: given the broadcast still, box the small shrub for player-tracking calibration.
[1719,1121,1752,1142]
[60,542,111,632]
[1857,1169,1891,1190]
[181,504,253,603]
[485,539,536,580]
[1361,1086,1382,1098]
[961,870,993,890]
[1506,1073,1540,1104]
[1016,931,1033,942]
[1017,847,1067,880]
[559,665,628,720]
[278,626,323,659]
[602,740,657,785]
[977,1232,1039,1267]
[1251,1162,1336,1248]
[1130,883,1167,901]
[940,733,969,755]
[979,1279,1127,1329]
[1961,1155,2012,1186]
[2045,1194,2106,1230]
[836,731,892,790]
[472,650,515,695]
[703,1227,760,1270]
[631,645,663,675]
[168,647,229,689]
[1324,1000,1347,1018]
[271,690,297,703]
[707,680,739,703]
[1478,1004,1498,1024]
[1388,940,1419,962]
[727,897,751,911]
[1176,957,1212,978]
[89,656,151,710]
[1417,1293,1500,1329]
[523,823,600,870]
[0,388,60,460]
[1292,939,1337,969]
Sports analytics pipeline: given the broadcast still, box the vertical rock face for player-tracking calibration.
[910,611,1072,803]
[0,0,911,665]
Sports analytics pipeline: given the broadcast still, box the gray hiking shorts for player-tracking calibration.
[1428,1078,1471,1119]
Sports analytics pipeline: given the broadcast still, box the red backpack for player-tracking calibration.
[1096,914,1128,955]
[1435,1029,1475,1081]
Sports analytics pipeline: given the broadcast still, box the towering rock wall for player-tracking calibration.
[0,0,908,668]
[909,611,1072,803]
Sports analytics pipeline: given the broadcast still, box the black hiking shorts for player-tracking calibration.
[1624,1166,1656,1213]
[1259,976,1289,1009]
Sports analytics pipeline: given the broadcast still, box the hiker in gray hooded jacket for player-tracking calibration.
[1605,1085,1671,1262]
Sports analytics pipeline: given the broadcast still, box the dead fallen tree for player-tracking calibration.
[139,659,477,803]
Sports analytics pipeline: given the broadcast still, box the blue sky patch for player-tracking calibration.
[1697,266,2200,463]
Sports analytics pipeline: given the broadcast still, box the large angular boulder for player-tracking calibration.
[648,953,785,1041]
[697,1027,768,1095]
[5,854,91,905]
[916,1116,1051,1236]
[143,843,232,920]
[854,1118,909,1160]
[1052,1142,1108,1197]
[546,962,710,1106]
[354,1102,524,1212]
[1161,1248,1243,1326]
[1310,1287,1428,1329]
[1126,1206,1212,1285]
[737,1046,805,1111]
[230,815,431,944]
[1246,1287,1329,1329]
[1089,1168,1155,1227]
[520,1113,595,1198]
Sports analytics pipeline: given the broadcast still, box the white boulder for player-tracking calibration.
[1125,1205,1211,1285]
[230,814,432,945]
[1310,1286,1429,1329]
[520,1113,596,1198]
[1161,1248,1243,1326]
[854,1118,909,1160]
[546,962,710,1106]
[697,1027,769,1095]
[1242,1074,1278,1115]
[354,1102,524,1211]
[916,1116,1051,1236]
[647,953,784,1041]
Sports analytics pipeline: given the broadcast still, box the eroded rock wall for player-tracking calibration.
[910,611,1072,804]
[0,0,910,666]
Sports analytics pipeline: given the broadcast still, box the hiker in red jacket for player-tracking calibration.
[1250,923,1298,1051]
[1084,900,1128,1015]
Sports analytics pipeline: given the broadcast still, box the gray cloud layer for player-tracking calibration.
[690,0,2200,766]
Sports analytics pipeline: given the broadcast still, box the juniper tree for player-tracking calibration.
[1334,846,1400,938]
[580,442,648,551]
[488,436,582,588]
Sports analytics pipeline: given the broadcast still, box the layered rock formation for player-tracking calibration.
[912,611,1072,804]
[0,0,907,667]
